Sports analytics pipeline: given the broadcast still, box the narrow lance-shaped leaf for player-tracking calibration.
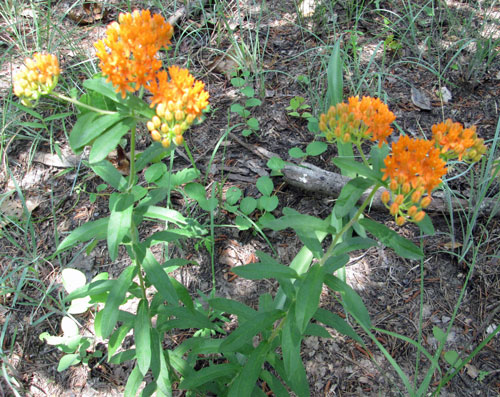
[99,265,136,340]
[107,193,135,261]
[135,299,151,376]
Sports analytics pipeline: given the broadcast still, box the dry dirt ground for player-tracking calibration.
[1,0,500,396]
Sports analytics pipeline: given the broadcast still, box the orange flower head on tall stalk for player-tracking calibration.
[146,66,209,147]
[94,10,173,98]
[13,53,60,107]
[319,96,395,146]
[431,119,487,162]
[381,135,447,224]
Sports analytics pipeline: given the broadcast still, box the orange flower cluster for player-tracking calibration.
[381,136,447,225]
[432,119,487,162]
[94,10,173,98]
[13,53,60,106]
[146,66,209,148]
[319,96,396,146]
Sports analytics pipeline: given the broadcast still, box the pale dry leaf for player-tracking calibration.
[465,364,479,379]
[411,86,432,110]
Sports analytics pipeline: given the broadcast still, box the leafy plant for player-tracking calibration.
[11,10,498,397]
[230,70,262,137]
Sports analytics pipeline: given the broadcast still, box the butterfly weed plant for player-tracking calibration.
[13,10,498,396]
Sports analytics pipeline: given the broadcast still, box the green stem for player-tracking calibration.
[50,92,117,115]
[320,183,381,266]
[355,141,370,168]
[183,140,200,175]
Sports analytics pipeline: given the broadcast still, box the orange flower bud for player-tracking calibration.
[381,190,390,204]
[147,121,155,131]
[390,202,399,216]
[156,102,166,118]
[420,196,431,208]
[389,180,399,191]
[408,205,418,217]
[160,123,169,134]
[174,135,184,145]
[414,211,426,222]
[396,216,406,226]
[173,124,182,135]
[175,110,184,121]
[152,116,161,128]
[411,189,422,203]
[402,182,411,194]
[394,194,404,206]
[151,129,161,142]
[161,137,171,148]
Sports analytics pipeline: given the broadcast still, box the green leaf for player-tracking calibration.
[89,118,135,164]
[289,147,306,158]
[69,113,122,152]
[242,129,253,137]
[107,193,134,261]
[239,196,257,215]
[179,363,238,390]
[444,350,463,368]
[295,263,324,333]
[417,213,435,236]
[124,365,144,397]
[228,342,270,396]
[324,275,371,329]
[209,297,257,321]
[256,176,274,196]
[171,167,200,187]
[331,237,376,256]
[282,306,309,397]
[241,86,255,97]
[369,144,389,178]
[314,308,362,343]
[232,263,299,280]
[245,98,262,107]
[135,300,151,375]
[267,156,285,172]
[305,141,327,156]
[334,177,373,218]
[110,349,136,365]
[225,186,242,205]
[432,326,447,344]
[359,218,424,260]
[141,247,178,305]
[258,195,278,212]
[99,265,136,339]
[90,160,128,191]
[261,211,331,234]
[247,117,259,130]
[145,163,167,183]
[108,322,134,358]
[220,310,283,352]
[332,158,380,180]
[231,77,246,87]
[260,370,290,397]
[184,182,206,203]
[235,215,252,230]
[57,217,109,253]
[304,323,331,338]
[57,354,80,372]
[325,39,343,109]
[135,142,171,171]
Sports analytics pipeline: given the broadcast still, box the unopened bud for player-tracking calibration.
[151,130,161,142]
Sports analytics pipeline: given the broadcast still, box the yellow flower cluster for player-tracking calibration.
[381,136,447,225]
[319,96,396,146]
[146,66,209,148]
[94,10,173,98]
[431,119,487,162]
[13,53,60,106]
